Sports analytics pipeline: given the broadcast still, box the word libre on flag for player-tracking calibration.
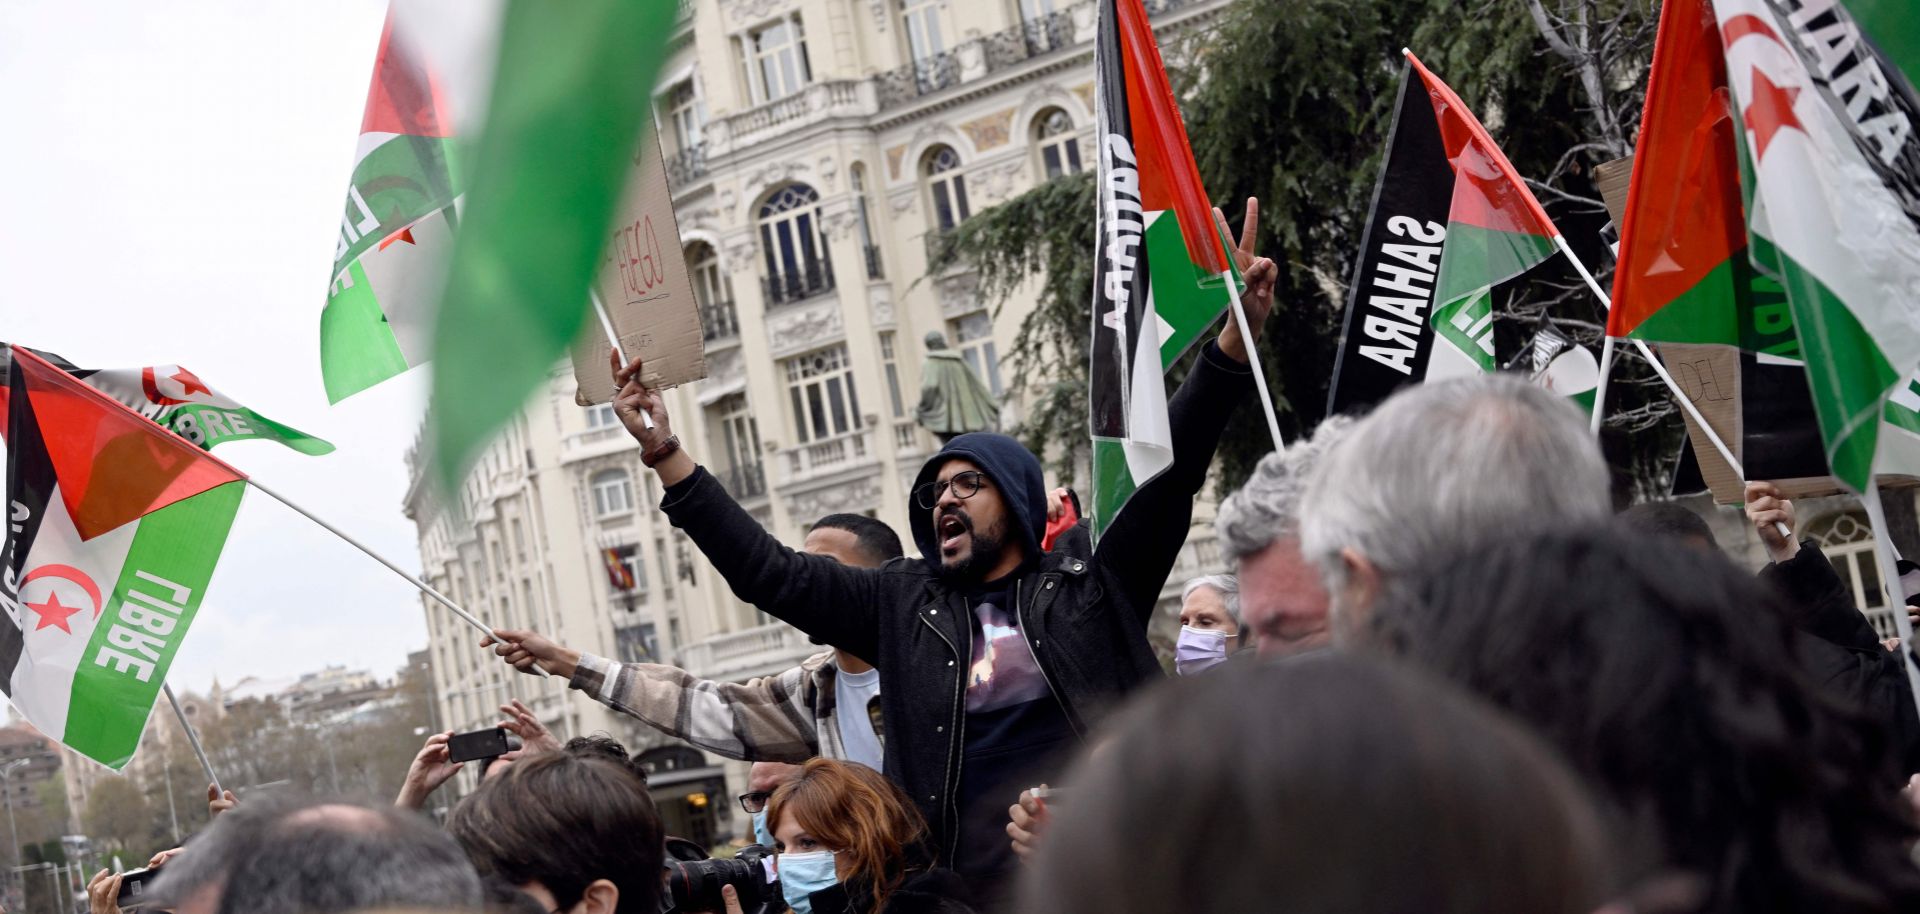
[1326,61,1455,416]
[1088,0,1235,540]
[427,0,677,490]
[321,9,462,405]
[1711,0,1920,490]
[1405,51,1564,381]
[3,347,246,769]
[0,345,333,457]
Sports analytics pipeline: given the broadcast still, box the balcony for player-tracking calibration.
[718,461,767,500]
[863,244,885,281]
[560,426,633,463]
[762,261,836,307]
[892,421,929,458]
[700,300,739,342]
[711,80,875,153]
[678,621,817,682]
[779,428,875,484]
[664,142,708,191]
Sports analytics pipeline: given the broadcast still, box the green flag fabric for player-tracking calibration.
[427,0,676,489]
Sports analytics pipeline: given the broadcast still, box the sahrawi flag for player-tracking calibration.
[1089,0,1235,539]
[1713,0,1920,489]
[1405,51,1564,378]
[0,345,333,456]
[3,347,245,769]
[321,8,462,404]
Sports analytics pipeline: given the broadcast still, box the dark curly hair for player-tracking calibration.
[1369,525,1920,913]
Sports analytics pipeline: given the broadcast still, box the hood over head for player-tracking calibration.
[910,432,1048,574]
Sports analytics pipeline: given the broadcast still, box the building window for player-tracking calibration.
[759,184,834,305]
[590,470,635,519]
[585,403,618,429]
[880,332,906,419]
[688,241,737,340]
[1810,512,1887,612]
[784,344,863,443]
[900,0,946,64]
[924,146,970,233]
[950,311,1003,396]
[605,543,648,594]
[718,394,763,471]
[664,79,705,153]
[1034,108,1084,180]
[852,164,882,279]
[510,518,526,561]
[741,16,811,103]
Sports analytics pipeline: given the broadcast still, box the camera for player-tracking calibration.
[662,843,780,914]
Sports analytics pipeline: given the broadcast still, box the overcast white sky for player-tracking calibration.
[0,0,439,696]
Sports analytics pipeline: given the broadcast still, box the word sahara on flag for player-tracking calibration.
[1088,0,1233,540]
[3,348,245,768]
[1712,0,1920,490]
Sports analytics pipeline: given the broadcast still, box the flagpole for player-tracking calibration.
[1551,234,1792,538]
[1222,274,1285,453]
[1862,484,1920,714]
[163,684,222,795]
[591,290,654,430]
[242,478,548,677]
[1589,336,1616,435]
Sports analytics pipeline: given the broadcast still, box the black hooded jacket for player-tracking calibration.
[656,340,1253,882]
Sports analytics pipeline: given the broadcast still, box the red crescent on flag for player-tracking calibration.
[141,366,191,406]
[20,564,105,619]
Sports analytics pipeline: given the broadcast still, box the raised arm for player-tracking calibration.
[608,353,885,659]
[1094,201,1271,623]
[570,650,820,763]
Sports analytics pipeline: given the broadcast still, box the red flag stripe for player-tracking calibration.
[359,12,453,138]
[13,347,245,541]
[1113,0,1229,275]
[1404,51,1558,239]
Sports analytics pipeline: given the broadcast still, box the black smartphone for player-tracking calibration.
[117,867,156,907]
[447,727,511,764]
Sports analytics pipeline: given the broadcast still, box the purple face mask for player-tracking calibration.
[1175,625,1230,676]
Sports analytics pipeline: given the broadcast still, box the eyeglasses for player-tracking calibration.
[915,471,990,509]
[739,790,772,814]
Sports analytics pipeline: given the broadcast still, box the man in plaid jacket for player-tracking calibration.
[488,514,903,770]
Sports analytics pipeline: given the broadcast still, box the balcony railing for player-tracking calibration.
[876,0,1212,109]
[781,428,874,482]
[699,300,739,342]
[762,261,836,306]
[665,142,708,189]
[719,461,767,499]
[892,421,927,457]
[677,621,816,681]
[863,244,885,280]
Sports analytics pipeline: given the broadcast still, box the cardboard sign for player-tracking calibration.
[571,133,707,405]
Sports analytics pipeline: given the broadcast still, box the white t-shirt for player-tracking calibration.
[834,663,885,771]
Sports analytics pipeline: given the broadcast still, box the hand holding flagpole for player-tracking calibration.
[591,290,653,430]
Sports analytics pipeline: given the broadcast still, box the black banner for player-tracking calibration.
[1742,352,1831,480]
[1326,63,1456,416]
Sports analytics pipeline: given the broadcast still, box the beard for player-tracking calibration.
[936,510,1010,584]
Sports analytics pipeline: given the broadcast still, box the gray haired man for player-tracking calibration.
[1298,375,1611,634]
[1213,416,1353,658]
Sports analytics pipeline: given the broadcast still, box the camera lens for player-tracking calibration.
[662,853,775,913]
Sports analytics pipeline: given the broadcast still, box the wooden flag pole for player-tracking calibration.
[1589,335,1616,435]
[243,478,547,677]
[1222,274,1285,454]
[1861,484,1920,713]
[591,290,654,430]
[164,683,222,795]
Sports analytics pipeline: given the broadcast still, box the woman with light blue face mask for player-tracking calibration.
[746,758,976,914]
[1174,575,1244,676]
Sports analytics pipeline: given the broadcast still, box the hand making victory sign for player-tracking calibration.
[1211,197,1276,365]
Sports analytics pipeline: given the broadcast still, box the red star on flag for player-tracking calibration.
[1745,68,1803,161]
[377,207,419,251]
[170,367,211,397]
[25,592,83,633]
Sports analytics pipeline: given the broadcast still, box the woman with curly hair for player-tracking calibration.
[1366,524,1920,913]
[761,758,974,914]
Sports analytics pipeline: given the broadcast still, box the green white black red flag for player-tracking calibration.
[1088,0,1235,540]
[3,348,244,769]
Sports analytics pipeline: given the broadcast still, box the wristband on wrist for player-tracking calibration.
[641,435,681,468]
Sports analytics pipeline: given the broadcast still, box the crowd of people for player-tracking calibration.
[76,207,1920,914]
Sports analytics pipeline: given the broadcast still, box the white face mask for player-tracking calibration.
[1175,625,1230,676]
[778,850,840,914]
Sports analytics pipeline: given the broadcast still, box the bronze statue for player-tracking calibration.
[914,331,998,443]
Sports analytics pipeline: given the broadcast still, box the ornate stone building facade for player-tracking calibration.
[405,0,1237,839]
